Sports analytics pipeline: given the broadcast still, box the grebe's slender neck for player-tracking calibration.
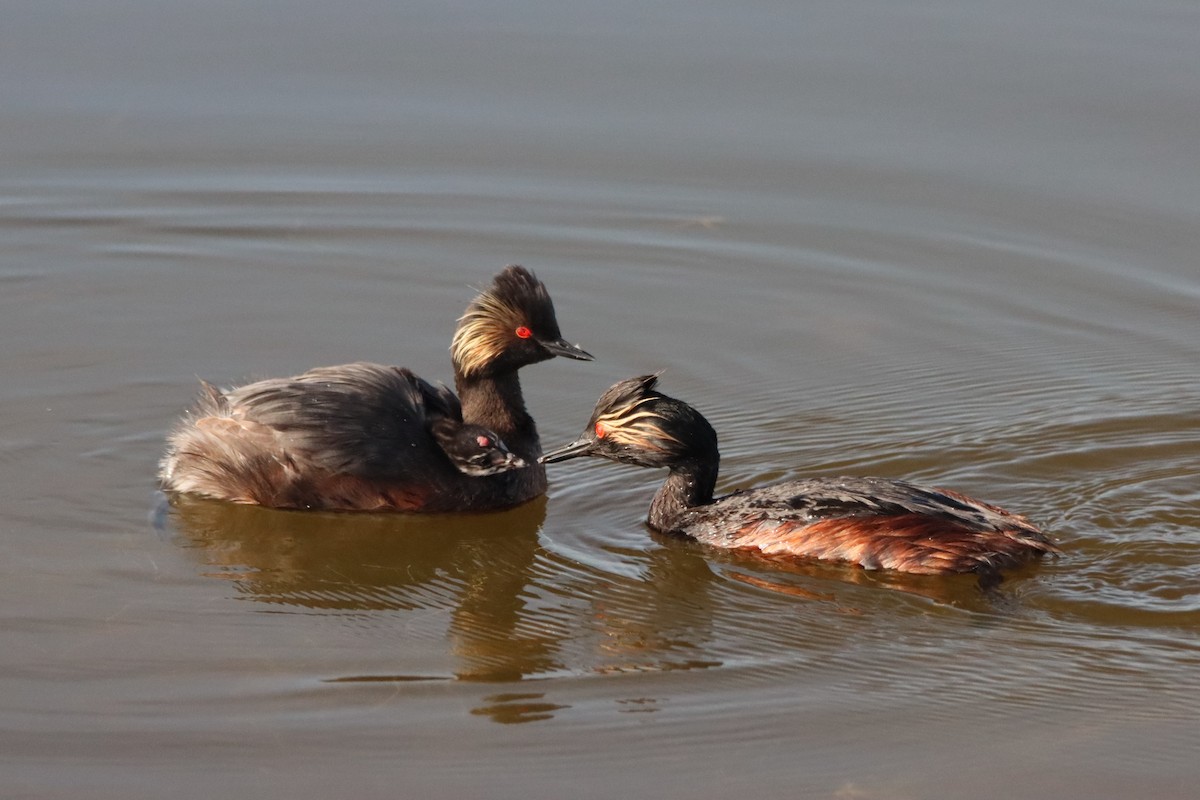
[648,457,719,532]
[454,370,540,460]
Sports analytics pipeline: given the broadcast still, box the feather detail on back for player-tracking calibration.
[671,476,1059,574]
[161,363,489,510]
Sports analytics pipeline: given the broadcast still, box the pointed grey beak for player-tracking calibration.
[539,436,597,464]
[539,338,594,362]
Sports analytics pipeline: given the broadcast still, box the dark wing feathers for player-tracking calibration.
[680,476,1058,573]
[220,362,439,476]
[413,377,464,424]
[764,476,1039,534]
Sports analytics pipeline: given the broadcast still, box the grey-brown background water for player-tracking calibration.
[3,1,1198,798]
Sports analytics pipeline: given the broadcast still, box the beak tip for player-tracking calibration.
[542,338,595,362]
[538,437,595,464]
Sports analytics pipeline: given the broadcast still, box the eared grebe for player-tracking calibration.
[542,375,1061,577]
[160,266,592,512]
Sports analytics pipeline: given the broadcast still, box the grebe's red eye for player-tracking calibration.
[595,422,607,438]
[476,435,491,447]
[515,326,532,339]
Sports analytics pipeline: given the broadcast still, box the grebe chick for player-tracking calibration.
[542,375,1061,577]
[160,266,592,512]
[434,424,526,477]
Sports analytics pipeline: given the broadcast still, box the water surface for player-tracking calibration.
[2,2,1198,798]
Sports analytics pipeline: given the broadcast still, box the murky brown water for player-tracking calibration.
[3,1,1198,798]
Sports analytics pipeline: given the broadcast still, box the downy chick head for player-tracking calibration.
[431,420,528,476]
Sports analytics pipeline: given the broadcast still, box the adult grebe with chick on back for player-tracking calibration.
[160,266,593,512]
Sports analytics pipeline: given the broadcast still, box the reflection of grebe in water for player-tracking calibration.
[160,266,592,512]
[164,493,732,688]
[166,494,561,681]
[543,375,1061,581]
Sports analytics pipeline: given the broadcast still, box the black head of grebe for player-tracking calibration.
[543,374,1061,577]
[450,265,593,378]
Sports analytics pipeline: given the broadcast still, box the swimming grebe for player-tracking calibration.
[542,375,1061,576]
[160,266,592,511]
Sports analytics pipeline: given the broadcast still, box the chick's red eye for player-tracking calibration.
[515,326,532,339]
[595,422,607,438]
[476,435,491,447]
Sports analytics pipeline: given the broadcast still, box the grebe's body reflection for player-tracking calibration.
[165,491,1008,729]
[166,495,737,685]
[168,494,561,681]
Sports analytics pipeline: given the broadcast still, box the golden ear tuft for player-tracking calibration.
[450,291,523,376]
[592,395,683,453]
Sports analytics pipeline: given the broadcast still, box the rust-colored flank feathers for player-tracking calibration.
[541,374,1061,577]
[160,266,592,512]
